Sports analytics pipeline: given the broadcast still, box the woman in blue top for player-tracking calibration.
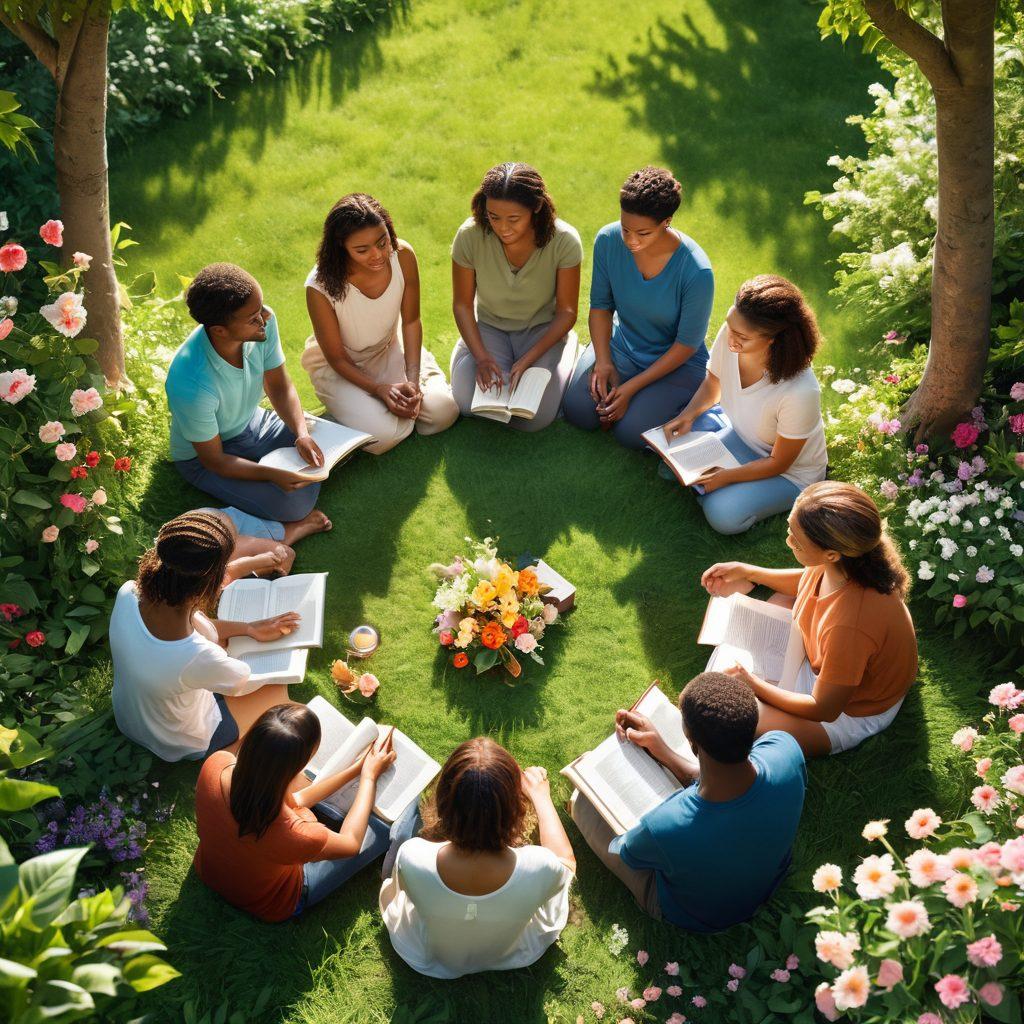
[563,167,716,449]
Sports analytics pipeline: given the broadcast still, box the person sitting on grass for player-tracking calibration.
[660,274,828,535]
[563,166,715,448]
[380,737,576,978]
[701,481,918,757]
[569,671,806,932]
[166,262,333,530]
[110,511,301,762]
[193,703,402,922]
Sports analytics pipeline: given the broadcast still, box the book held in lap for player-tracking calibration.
[561,682,695,835]
[258,415,375,481]
[305,696,441,824]
[641,427,741,486]
[471,367,551,423]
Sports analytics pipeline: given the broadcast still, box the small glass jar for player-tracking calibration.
[347,625,379,658]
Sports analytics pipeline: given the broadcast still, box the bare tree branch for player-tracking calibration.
[863,0,958,89]
[0,10,58,77]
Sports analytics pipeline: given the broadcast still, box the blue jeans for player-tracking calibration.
[199,505,286,542]
[563,343,709,449]
[695,426,802,535]
[175,408,321,523]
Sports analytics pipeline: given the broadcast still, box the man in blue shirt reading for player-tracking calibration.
[570,671,806,931]
[167,264,330,527]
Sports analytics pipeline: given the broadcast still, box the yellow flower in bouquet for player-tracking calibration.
[493,563,518,598]
[498,594,520,627]
[472,580,497,607]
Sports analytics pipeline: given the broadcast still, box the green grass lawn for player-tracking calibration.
[104,1,992,1021]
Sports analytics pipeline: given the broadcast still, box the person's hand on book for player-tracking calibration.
[589,359,619,403]
[508,357,533,394]
[475,355,504,393]
[701,561,754,597]
[295,434,325,469]
[692,467,730,493]
[361,729,397,780]
[266,466,318,490]
[723,662,763,692]
[662,411,694,441]
[246,611,301,641]
[520,765,551,804]
[615,709,669,764]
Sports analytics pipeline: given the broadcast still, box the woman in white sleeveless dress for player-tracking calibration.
[303,194,459,454]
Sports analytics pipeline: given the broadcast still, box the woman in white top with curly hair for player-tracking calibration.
[302,193,459,454]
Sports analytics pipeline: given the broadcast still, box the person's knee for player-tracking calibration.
[611,417,648,450]
[277,485,320,522]
[366,415,414,455]
[417,392,460,435]
[562,377,598,429]
[701,495,751,536]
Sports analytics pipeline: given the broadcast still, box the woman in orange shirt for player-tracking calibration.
[700,481,918,756]
[193,703,397,921]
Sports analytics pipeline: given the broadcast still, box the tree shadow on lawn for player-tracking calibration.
[588,0,881,313]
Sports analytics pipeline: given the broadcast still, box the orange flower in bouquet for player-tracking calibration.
[517,566,540,596]
[453,652,469,668]
[481,621,507,650]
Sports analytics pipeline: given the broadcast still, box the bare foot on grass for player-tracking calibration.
[283,509,332,545]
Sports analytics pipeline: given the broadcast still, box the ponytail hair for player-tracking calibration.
[734,275,820,384]
[794,482,909,598]
[315,193,398,301]
[471,163,557,248]
[136,510,234,610]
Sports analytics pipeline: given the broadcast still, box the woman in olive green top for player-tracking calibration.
[450,162,583,430]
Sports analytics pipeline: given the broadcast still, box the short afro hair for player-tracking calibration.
[619,166,682,222]
[680,672,758,764]
[185,263,258,328]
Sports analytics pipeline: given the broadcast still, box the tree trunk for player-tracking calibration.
[51,3,124,386]
[899,2,995,438]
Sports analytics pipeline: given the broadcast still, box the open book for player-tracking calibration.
[561,682,696,836]
[240,646,309,687]
[698,593,807,687]
[217,572,327,659]
[304,696,441,824]
[642,427,741,487]
[471,367,551,423]
[534,559,575,613]
[258,415,374,482]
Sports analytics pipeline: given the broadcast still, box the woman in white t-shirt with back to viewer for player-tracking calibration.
[380,737,575,979]
[661,275,828,534]
[110,511,301,762]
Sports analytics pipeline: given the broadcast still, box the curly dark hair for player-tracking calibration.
[185,263,258,328]
[136,510,234,610]
[619,166,682,222]
[470,163,557,248]
[794,482,910,598]
[734,275,821,384]
[680,672,758,764]
[314,193,399,301]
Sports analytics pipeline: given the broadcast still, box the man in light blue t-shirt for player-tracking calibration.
[166,263,327,524]
[570,672,806,932]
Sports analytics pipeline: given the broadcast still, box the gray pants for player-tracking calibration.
[449,321,579,432]
[569,790,661,919]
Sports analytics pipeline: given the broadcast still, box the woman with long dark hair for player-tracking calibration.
[701,482,918,757]
[302,193,459,454]
[661,275,828,534]
[380,737,575,977]
[193,703,397,921]
[110,511,300,761]
[450,162,583,430]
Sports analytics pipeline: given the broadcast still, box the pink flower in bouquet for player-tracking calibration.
[666,985,682,997]
[1016,452,1024,468]
[906,848,952,887]
[832,966,870,1011]
[72,251,92,270]
[41,525,59,543]
[876,958,903,990]
[1010,382,1024,401]
[815,931,859,969]
[1010,413,1024,434]
[439,630,453,646]
[0,604,23,621]
[39,219,63,246]
[1000,837,1024,873]
[966,935,1002,967]
[934,974,970,1010]
[727,964,745,979]
[691,996,706,1008]
[542,602,558,624]
[91,487,107,505]
[972,785,1000,813]
[725,980,738,993]
[952,594,967,608]
[979,983,1004,1007]
[84,539,99,554]
[918,1015,942,1024]
[636,950,649,967]
[947,847,975,870]
[38,420,64,443]
[952,422,980,448]
[41,292,87,338]
[54,442,76,462]
[514,632,538,654]
[1009,714,1024,734]
[905,807,941,839]
[70,386,102,416]
[25,630,45,647]
[879,479,899,500]
[854,853,899,899]
[664,962,679,976]
[951,727,978,751]
[60,493,86,514]
[0,368,36,404]
[990,682,1023,709]
[814,983,839,1022]
[630,997,646,1009]
[666,1014,685,1024]
[885,899,931,938]
[976,757,993,776]
[0,243,27,271]
[785,954,799,971]
[642,987,661,1002]
[1002,765,1024,795]
[942,872,978,908]
[977,841,1004,872]
[590,1002,605,1019]
[770,969,790,983]
[0,317,12,340]
[357,673,379,698]
[615,987,629,1003]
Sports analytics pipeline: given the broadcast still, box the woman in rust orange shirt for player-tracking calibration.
[700,481,918,757]
[193,703,396,921]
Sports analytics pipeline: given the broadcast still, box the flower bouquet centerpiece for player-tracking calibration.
[431,537,561,680]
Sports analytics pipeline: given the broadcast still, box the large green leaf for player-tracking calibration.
[97,930,167,956]
[70,963,122,997]
[121,953,180,993]
[19,847,89,927]
[0,775,59,812]
[0,956,37,987]
[11,490,51,510]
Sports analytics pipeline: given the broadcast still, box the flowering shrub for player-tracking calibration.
[430,538,563,679]
[805,687,1024,1023]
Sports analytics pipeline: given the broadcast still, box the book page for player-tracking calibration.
[226,573,326,658]
[372,727,442,824]
[634,686,695,764]
[534,559,573,604]
[217,579,270,623]
[242,646,308,686]
[470,379,512,421]
[667,433,741,485]
[314,718,380,817]
[507,367,552,420]
[257,417,373,479]
[699,594,793,682]
[305,696,357,775]
[574,733,679,835]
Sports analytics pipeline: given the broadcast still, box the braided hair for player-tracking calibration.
[470,163,557,248]
[136,511,235,610]
[734,275,821,384]
[315,193,399,301]
[619,166,682,222]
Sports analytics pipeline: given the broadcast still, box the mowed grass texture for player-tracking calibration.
[104,2,990,1021]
